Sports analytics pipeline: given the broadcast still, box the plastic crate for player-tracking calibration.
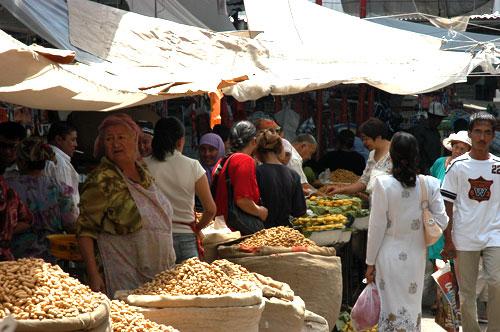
[46,234,83,262]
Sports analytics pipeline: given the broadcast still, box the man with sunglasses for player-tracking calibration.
[0,122,27,178]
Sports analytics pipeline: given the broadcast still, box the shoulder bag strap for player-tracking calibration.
[418,175,429,210]
[210,153,233,197]
[224,155,236,209]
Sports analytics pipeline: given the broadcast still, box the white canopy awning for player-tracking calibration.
[0,29,244,111]
[1,0,499,112]
[225,0,487,99]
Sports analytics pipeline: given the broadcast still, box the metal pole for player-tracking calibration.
[360,0,367,18]
[358,0,369,125]
[315,0,323,156]
[316,91,324,157]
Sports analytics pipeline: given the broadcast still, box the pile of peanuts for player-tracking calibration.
[132,258,249,296]
[239,226,318,248]
[0,258,106,320]
[110,300,178,332]
[211,259,261,285]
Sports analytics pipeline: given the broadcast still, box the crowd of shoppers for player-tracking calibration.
[363,111,498,332]
[0,106,498,332]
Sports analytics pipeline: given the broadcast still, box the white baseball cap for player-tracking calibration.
[442,131,472,151]
[428,101,447,117]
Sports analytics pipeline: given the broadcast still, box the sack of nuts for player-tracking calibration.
[217,227,336,258]
[0,258,111,332]
[216,228,341,329]
[211,259,294,301]
[124,258,265,332]
[110,300,177,332]
[126,258,262,308]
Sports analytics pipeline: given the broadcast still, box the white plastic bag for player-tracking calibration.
[318,169,332,185]
[351,283,380,331]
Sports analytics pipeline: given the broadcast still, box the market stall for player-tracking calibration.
[217,227,340,329]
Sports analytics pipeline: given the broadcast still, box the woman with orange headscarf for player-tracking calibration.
[77,113,175,297]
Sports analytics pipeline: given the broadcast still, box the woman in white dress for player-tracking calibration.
[365,132,448,331]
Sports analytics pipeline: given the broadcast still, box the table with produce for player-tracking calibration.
[292,194,370,246]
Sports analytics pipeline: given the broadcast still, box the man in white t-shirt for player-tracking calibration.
[45,121,80,210]
[441,112,500,332]
[288,134,317,195]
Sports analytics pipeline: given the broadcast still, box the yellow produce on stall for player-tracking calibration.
[293,214,348,232]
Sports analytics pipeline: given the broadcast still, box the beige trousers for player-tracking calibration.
[456,248,500,332]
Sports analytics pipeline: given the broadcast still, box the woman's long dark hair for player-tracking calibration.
[390,132,419,187]
[152,117,185,161]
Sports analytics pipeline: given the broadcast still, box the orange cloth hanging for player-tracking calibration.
[209,75,248,128]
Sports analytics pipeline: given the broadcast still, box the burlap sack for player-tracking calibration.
[218,244,336,258]
[202,231,241,263]
[301,310,329,332]
[126,289,262,308]
[220,252,342,329]
[253,273,294,301]
[139,301,265,332]
[259,296,305,332]
[3,301,111,332]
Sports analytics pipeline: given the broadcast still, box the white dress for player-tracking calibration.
[366,175,448,331]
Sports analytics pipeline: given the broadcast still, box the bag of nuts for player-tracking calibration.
[123,258,265,332]
[218,250,341,330]
[0,259,111,332]
[217,227,336,258]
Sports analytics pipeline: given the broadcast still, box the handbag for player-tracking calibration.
[419,175,443,247]
[224,156,264,236]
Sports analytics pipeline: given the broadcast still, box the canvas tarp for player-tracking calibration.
[368,16,500,52]
[66,0,499,102]
[0,28,244,111]
[2,0,500,111]
[124,0,235,32]
[232,0,500,99]
[0,0,102,65]
[341,0,492,18]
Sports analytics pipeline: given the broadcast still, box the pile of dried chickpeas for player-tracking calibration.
[132,258,249,296]
[0,258,106,320]
[239,226,318,248]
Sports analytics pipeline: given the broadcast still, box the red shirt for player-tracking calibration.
[213,153,260,223]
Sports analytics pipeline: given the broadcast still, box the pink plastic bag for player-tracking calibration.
[351,283,380,331]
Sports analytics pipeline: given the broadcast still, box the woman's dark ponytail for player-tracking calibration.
[390,132,419,187]
[152,117,185,161]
